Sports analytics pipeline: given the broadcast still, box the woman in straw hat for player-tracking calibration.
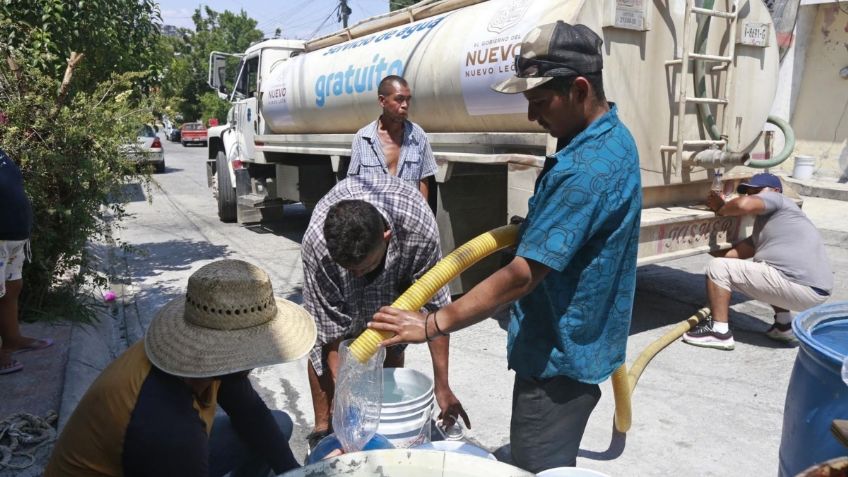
[45,260,317,477]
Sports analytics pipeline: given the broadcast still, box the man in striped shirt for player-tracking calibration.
[301,175,467,448]
[347,75,437,200]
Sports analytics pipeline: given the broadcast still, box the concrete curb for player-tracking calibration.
[57,239,135,431]
[56,313,123,430]
[783,176,848,202]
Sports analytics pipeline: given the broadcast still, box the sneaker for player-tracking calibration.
[765,322,797,343]
[683,318,735,350]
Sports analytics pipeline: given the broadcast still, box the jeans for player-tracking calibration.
[510,374,601,473]
[209,410,294,477]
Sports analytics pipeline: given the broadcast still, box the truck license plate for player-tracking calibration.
[740,23,769,47]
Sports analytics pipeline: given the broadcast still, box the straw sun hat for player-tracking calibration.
[144,259,317,378]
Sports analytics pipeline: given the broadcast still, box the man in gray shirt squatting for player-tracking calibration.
[347,75,437,200]
[683,173,833,350]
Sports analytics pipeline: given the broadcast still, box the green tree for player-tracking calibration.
[158,7,263,123]
[0,0,163,91]
[199,91,231,126]
[0,2,160,318]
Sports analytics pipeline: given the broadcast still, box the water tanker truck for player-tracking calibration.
[206,0,793,293]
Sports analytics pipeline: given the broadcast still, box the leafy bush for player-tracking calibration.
[0,61,155,319]
[199,91,231,126]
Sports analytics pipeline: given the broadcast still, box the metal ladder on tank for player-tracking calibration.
[662,0,741,175]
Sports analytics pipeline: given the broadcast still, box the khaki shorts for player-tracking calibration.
[0,239,29,298]
[706,257,828,312]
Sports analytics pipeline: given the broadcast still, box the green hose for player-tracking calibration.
[747,115,796,168]
[693,0,722,141]
[692,1,795,168]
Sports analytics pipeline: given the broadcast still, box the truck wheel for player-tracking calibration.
[181,140,187,147]
[216,151,237,223]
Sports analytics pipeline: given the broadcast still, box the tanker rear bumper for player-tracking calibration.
[637,206,751,266]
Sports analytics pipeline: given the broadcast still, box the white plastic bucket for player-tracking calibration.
[412,440,497,460]
[378,368,435,448]
[792,155,816,180]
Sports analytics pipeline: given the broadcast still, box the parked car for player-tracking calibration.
[123,124,165,173]
[180,122,207,147]
[167,126,181,142]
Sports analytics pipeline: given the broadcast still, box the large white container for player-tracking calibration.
[379,368,435,448]
[279,449,534,477]
[259,0,780,188]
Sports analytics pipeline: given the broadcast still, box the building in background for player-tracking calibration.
[769,0,848,181]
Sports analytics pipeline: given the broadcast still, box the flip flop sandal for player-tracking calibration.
[0,359,23,375]
[13,338,54,355]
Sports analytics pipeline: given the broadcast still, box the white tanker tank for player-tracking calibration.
[259,0,782,189]
[207,0,793,291]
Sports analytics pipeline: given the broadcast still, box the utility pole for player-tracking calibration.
[339,0,352,28]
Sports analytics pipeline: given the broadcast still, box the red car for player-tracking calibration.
[180,122,207,147]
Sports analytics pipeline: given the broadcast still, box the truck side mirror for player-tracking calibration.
[208,51,239,96]
[217,84,229,100]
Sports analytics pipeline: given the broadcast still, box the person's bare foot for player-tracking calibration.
[5,336,54,354]
[0,350,23,375]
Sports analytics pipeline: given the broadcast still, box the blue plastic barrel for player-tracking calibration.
[778,302,848,477]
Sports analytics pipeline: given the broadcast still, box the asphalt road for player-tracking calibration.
[111,134,848,476]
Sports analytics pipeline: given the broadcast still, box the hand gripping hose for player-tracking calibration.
[348,224,520,362]
[348,224,711,433]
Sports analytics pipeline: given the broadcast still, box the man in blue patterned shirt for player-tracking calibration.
[370,22,642,473]
[347,75,438,200]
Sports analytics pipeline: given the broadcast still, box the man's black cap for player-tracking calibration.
[492,21,603,94]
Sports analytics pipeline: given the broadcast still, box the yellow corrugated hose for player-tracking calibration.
[348,223,710,433]
[348,224,520,363]
[612,307,710,432]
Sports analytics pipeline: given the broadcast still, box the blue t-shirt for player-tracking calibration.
[0,149,33,241]
[508,105,642,384]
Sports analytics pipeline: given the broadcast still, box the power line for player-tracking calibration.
[307,5,341,39]
[254,0,315,35]
[285,10,335,32]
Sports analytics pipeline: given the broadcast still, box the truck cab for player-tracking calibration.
[207,39,305,222]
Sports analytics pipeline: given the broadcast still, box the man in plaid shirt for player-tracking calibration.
[301,174,468,448]
[346,75,437,200]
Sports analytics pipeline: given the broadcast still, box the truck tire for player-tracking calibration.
[181,140,187,147]
[216,151,237,223]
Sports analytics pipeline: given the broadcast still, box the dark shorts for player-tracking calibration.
[510,374,601,473]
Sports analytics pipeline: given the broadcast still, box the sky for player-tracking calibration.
[157,0,391,40]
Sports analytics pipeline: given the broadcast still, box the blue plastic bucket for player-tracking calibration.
[306,433,394,464]
[778,302,848,477]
